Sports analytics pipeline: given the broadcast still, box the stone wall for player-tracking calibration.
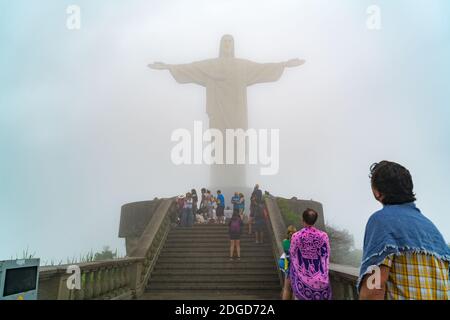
[276,196,326,231]
[119,199,164,255]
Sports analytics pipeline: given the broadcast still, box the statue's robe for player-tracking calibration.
[168,57,286,188]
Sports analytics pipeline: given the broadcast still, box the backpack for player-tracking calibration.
[230,218,241,233]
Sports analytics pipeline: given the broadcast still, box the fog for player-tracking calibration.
[1,0,449,263]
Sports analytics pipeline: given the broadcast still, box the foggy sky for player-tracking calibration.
[1,0,449,263]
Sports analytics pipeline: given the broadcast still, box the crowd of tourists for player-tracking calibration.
[176,185,268,261]
[176,188,227,226]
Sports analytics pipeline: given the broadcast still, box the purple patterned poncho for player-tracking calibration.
[289,226,332,300]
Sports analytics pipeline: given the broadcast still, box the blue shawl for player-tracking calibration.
[357,202,450,291]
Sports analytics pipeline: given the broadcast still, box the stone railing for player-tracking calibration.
[37,197,177,300]
[329,263,359,300]
[264,195,287,286]
[129,198,176,297]
[38,257,144,300]
[263,194,360,300]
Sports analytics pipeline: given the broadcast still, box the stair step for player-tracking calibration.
[165,240,272,245]
[147,283,281,290]
[167,233,256,238]
[152,269,278,276]
[157,256,275,263]
[164,243,272,248]
[167,234,259,238]
[150,275,279,283]
[161,247,271,253]
[155,259,276,272]
[179,225,232,228]
[173,227,268,232]
[159,252,273,258]
[140,291,280,300]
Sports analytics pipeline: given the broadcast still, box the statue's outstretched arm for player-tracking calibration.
[148,62,171,70]
[246,58,305,86]
[283,58,306,68]
[148,60,213,86]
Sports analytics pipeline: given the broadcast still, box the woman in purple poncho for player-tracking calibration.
[289,209,331,300]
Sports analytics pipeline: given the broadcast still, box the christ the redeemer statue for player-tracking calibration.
[149,34,305,189]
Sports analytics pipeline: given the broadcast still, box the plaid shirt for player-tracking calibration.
[381,252,450,300]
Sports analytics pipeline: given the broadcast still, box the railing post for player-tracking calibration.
[73,272,85,300]
[55,273,72,300]
[84,271,94,300]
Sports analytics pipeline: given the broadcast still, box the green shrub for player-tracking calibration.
[276,198,300,229]
[94,246,118,261]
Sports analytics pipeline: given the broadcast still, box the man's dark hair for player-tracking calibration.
[302,208,318,226]
[370,160,416,205]
[217,190,221,194]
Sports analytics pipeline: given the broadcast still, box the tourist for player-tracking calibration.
[231,192,240,212]
[195,212,205,224]
[205,190,214,222]
[216,190,225,224]
[176,194,185,226]
[191,189,198,215]
[224,206,233,222]
[249,184,263,234]
[254,202,266,244]
[180,193,193,227]
[248,195,256,235]
[229,210,244,261]
[281,225,296,300]
[252,184,263,204]
[210,197,217,223]
[238,193,245,220]
[358,161,450,300]
[289,209,331,300]
[199,188,208,220]
[200,188,206,208]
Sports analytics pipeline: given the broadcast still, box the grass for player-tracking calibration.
[9,246,36,260]
[13,246,122,266]
[276,198,301,229]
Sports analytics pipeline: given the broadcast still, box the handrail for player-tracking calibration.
[264,195,287,287]
[264,195,287,259]
[38,257,145,300]
[129,197,176,297]
[329,263,359,300]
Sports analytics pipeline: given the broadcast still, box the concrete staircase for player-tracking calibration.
[143,224,281,300]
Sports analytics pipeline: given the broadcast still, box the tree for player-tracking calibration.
[326,224,362,267]
[94,246,117,261]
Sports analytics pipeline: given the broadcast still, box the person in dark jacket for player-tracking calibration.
[228,210,244,260]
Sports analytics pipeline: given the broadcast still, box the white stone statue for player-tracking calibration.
[149,34,305,189]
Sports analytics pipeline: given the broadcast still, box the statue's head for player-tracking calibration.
[219,34,234,58]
